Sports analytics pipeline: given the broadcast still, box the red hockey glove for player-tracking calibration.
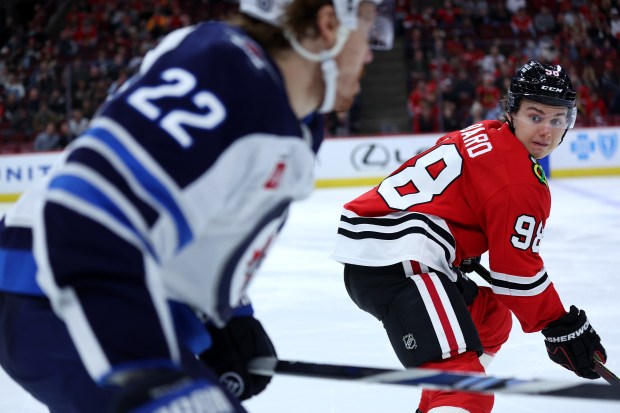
[542,305,606,379]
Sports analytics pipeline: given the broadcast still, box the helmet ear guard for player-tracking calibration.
[507,60,577,129]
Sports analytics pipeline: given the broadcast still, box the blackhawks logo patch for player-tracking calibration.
[532,160,548,187]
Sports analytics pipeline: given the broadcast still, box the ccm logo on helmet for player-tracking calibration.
[541,85,563,93]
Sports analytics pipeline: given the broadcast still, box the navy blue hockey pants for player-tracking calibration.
[0,292,248,413]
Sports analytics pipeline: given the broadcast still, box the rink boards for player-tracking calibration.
[0,126,618,201]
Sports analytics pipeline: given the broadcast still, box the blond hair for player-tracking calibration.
[232,0,331,52]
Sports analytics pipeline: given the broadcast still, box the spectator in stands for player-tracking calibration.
[460,38,484,71]
[441,100,462,132]
[465,100,485,125]
[48,88,67,115]
[506,0,526,15]
[33,121,62,151]
[511,7,536,37]
[493,61,514,93]
[453,67,476,107]
[3,73,26,100]
[439,77,457,106]
[583,90,608,125]
[57,119,74,147]
[601,36,619,60]
[73,78,94,110]
[146,5,172,37]
[408,79,429,117]
[533,6,556,36]
[326,111,351,137]
[453,15,477,40]
[80,98,96,120]
[30,60,57,96]
[92,49,113,79]
[538,36,559,63]
[601,60,620,114]
[68,108,89,138]
[0,47,10,81]
[408,48,428,88]
[611,8,620,38]
[581,64,600,93]
[435,0,461,30]
[479,43,505,74]
[107,69,129,95]
[21,36,42,72]
[463,0,490,26]
[485,100,504,121]
[476,73,501,116]
[25,87,42,115]
[412,101,439,133]
[489,1,511,26]
[33,101,61,135]
[7,104,33,138]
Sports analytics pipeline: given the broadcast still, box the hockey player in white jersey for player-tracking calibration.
[0,1,393,412]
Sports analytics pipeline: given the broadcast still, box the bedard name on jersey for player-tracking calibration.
[0,20,322,379]
[332,119,564,332]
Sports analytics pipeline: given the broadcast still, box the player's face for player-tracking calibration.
[332,2,376,112]
[512,100,569,159]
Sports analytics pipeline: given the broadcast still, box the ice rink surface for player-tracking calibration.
[1,176,619,413]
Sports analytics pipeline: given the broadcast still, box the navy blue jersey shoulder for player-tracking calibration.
[97,22,317,188]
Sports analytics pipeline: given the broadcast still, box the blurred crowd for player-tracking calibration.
[0,0,238,153]
[402,0,620,133]
[0,0,619,152]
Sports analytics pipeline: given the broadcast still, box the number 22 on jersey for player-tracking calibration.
[127,68,226,148]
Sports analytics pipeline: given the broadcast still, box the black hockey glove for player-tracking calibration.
[109,369,233,413]
[199,316,276,401]
[542,305,607,379]
[457,256,481,273]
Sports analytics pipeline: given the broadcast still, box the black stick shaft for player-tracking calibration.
[247,357,620,401]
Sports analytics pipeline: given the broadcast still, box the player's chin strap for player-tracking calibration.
[285,25,350,113]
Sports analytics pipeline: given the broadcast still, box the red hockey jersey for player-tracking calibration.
[332,120,566,332]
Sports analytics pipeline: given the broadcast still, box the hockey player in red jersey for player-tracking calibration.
[0,2,394,413]
[332,60,607,413]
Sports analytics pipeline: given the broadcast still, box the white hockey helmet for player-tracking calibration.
[239,0,394,113]
[240,0,393,47]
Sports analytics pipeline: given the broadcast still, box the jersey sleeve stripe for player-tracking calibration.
[489,268,551,296]
[67,145,159,227]
[337,211,456,266]
[48,174,156,258]
[83,125,192,251]
[338,226,453,265]
[340,212,456,249]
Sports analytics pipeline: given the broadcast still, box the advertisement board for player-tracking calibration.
[0,127,618,201]
[0,152,60,202]
[315,134,440,187]
[550,127,620,177]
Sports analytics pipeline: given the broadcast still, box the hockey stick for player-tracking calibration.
[594,353,620,386]
[469,262,620,386]
[248,357,620,401]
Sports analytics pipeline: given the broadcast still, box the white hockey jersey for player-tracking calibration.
[0,22,323,382]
